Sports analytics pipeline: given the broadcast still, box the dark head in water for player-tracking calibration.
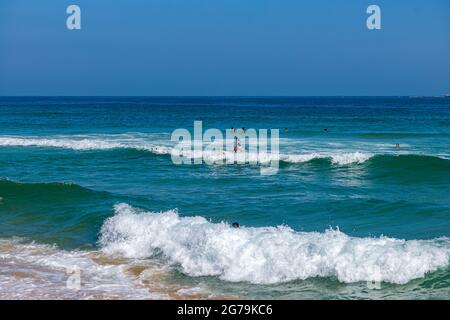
[232,222,240,228]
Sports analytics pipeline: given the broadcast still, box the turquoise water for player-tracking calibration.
[0,97,449,299]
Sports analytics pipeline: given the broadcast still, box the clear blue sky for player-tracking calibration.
[0,0,449,96]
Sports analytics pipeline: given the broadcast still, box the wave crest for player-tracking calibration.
[282,152,373,165]
[0,136,171,154]
[99,204,450,285]
[0,135,375,165]
[2,135,449,167]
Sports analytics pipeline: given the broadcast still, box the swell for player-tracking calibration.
[279,154,450,186]
[0,178,104,196]
[365,154,450,182]
[358,132,450,139]
[0,179,114,248]
[281,153,450,169]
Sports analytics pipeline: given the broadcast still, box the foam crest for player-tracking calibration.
[4,135,448,167]
[0,136,170,154]
[99,204,450,285]
[0,135,374,165]
[330,152,373,165]
[282,152,373,165]
[0,136,125,150]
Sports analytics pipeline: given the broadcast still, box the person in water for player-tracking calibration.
[241,127,246,133]
[233,136,241,153]
[284,127,288,133]
[323,128,328,132]
[395,143,400,148]
[232,222,240,228]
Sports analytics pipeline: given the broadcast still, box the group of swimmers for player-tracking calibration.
[230,127,246,134]
[231,127,290,134]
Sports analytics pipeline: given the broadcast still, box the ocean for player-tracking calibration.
[0,96,449,299]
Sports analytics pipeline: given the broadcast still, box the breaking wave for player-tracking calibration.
[0,135,172,154]
[99,204,450,285]
[1,135,449,167]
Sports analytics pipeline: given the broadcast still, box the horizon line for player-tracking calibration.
[0,95,448,98]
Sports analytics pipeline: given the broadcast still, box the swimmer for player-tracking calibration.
[242,127,246,133]
[284,128,288,133]
[232,222,240,228]
[323,128,328,132]
[233,136,242,153]
[395,143,400,148]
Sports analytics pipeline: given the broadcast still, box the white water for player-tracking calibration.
[0,135,375,165]
[3,134,449,165]
[0,135,172,154]
[0,238,231,300]
[99,204,450,285]
[0,239,155,299]
[282,152,373,165]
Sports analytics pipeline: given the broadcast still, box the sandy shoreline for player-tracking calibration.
[0,240,237,300]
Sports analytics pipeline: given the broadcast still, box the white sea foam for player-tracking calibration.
[0,136,124,150]
[281,152,373,165]
[0,135,171,154]
[5,135,448,165]
[329,152,374,165]
[0,239,229,299]
[100,204,450,285]
[0,239,156,299]
[0,136,375,166]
